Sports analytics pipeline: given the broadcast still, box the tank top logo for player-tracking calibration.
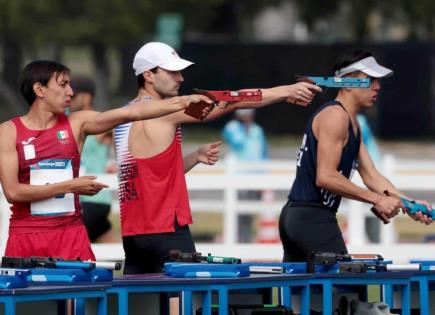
[22,137,36,145]
[321,188,337,208]
[320,170,342,208]
[22,137,36,160]
[56,130,70,145]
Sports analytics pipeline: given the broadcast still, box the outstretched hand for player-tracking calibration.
[285,82,322,106]
[197,141,222,165]
[180,94,213,109]
[69,176,109,196]
[182,94,216,120]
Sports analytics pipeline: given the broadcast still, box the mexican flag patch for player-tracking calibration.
[57,130,69,140]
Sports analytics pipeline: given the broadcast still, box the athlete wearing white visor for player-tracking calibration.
[280,50,432,263]
[335,55,393,78]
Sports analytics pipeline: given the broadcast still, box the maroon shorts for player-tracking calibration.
[5,223,95,260]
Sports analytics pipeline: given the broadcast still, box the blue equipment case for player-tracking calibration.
[164,263,250,278]
[27,268,91,283]
[90,268,113,281]
[410,259,435,271]
[0,275,28,289]
[0,269,30,288]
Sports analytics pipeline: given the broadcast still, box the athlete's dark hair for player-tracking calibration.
[333,50,373,74]
[20,60,70,106]
[137,67,158,89]
[71,76,95,97]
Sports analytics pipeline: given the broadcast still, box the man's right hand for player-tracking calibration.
[179,94,213,109]
[373,195,402,221]
[181,94,215,119]
[69,176,109,196]
[285,82,322,106]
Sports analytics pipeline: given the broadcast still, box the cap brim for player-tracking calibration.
[159,58,194,71]
[361,65,393,78]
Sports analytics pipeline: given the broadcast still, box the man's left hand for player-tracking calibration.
[197,141,222,165]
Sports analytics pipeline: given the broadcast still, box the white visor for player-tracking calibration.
[335,56,393,78]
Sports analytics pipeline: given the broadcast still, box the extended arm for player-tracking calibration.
[74,94,212,136]
[166,82,323,125]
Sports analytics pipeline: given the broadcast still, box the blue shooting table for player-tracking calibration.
[0,283,109,315]
[382,271,435,315]
[108,273,312,315]
[310,272,412,315]
[409,272,435,315]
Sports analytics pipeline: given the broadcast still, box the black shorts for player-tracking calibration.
[278,201,347,262]
[81,202,112,242]
[122,221,196,274]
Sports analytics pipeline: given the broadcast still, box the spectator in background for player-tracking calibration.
[70,76,118,243]
[222,109,268,162]
[222,108,269,242]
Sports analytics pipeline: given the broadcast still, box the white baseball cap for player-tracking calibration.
[133,42,194,75]
[335,56,393,78]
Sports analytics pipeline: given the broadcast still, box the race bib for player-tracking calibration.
[30,159,75,216]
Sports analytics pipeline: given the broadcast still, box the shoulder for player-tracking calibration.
[316,105,349,127]
[0,120,16,134]
[313,104,350,140]
[0,120,17,147]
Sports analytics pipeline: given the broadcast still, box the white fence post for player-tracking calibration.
[347,200,366,246]
[380,154,397,245]
[223,156,238,245]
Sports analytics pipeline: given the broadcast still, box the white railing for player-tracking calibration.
[1,154,435,263]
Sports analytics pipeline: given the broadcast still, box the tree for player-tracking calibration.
[0,0,58,114]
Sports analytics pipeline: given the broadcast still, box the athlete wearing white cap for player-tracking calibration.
[133,42,194,75]
[115,41,322,275]
[279,49,432,263]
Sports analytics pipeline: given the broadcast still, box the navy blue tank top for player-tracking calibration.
[288,100,361,211]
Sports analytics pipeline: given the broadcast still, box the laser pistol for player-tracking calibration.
[295,75,371,88]
[169,250,241,264]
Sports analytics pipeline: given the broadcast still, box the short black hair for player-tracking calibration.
[71,76,95,97]
[137,67,158,89]
[20,60,70,106]
[333,49,373,74]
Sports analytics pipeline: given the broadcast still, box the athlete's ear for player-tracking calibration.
[143,71,154,84]
[33,82,44,98]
